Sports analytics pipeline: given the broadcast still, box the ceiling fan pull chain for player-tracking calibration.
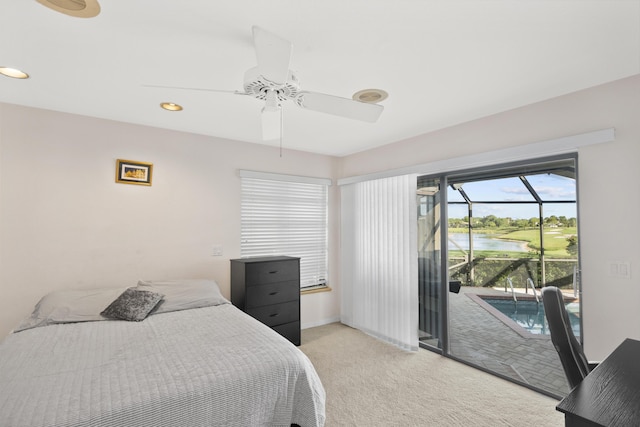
[280,106,284,158]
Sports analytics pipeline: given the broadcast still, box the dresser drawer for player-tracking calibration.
[245,260,299,286]
[246,301,299,327]
[245,281,299,308]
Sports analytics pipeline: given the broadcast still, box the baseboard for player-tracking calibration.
[301,316,341,330]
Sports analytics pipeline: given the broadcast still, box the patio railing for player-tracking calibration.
[449,256,578,290]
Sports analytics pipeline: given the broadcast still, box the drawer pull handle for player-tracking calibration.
[269,292,279,296]
[269,270,279,274]
[269,313,279,317]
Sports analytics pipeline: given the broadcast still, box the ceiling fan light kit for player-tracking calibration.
[36,0,101,18]
[149,26,385,144]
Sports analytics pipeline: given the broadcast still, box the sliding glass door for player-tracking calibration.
[417,176,443,349]
[417,155,581,398]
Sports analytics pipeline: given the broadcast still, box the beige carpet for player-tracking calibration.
[300,323,564,427]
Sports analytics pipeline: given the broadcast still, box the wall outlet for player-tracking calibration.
[211,244,223,257]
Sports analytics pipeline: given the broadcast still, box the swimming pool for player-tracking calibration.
[480,297,581,338]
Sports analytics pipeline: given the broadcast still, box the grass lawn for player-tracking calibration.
[498,227,576,257]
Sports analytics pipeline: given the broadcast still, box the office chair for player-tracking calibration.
[542,286,594,390]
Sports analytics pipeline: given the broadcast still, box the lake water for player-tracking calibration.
[448,232,528,253]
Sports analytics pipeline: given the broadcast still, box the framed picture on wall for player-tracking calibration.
[115,159,153,186]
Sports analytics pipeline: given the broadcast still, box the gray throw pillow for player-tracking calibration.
[101,288,164,321]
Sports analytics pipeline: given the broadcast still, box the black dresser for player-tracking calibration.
[230,256,301,345]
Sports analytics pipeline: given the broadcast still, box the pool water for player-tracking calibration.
[482,298,581,337]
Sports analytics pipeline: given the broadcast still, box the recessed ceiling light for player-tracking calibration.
[0,67,29,79]
[352,89,388,104]
[160,102,183,111]
[36,0,100,18]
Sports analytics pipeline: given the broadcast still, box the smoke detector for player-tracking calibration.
[352,89,388,104]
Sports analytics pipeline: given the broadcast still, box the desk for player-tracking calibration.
[556,338,640,426]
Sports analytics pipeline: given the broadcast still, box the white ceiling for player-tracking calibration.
[1,1,638,157]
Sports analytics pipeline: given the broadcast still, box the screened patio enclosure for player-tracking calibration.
[446,158,579,292]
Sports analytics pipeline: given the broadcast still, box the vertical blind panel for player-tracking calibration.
[341,174,419,351]
[241,177,328,288]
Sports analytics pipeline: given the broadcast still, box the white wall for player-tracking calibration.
[0,104,340,338]
[338,74,640,360]
[2,75,639,360]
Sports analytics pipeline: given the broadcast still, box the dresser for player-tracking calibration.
[230,256,301,345]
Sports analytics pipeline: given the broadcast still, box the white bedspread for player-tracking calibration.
[0,304,325,427]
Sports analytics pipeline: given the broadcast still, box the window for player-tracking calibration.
[240,170,330,289]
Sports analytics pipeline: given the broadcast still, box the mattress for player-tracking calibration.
[0,303,325,427]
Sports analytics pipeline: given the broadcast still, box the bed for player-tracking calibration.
[0,279,326,427]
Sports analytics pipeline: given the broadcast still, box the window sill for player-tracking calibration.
[301,285,332,295]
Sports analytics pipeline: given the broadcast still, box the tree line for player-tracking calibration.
[449,215,577,229]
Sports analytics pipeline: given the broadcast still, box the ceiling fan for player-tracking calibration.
[146,26,384,142]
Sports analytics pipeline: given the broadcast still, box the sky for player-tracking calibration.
[447,174,577,220]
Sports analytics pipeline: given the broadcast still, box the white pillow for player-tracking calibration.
[136,279,228,314]
[15,287,128,332]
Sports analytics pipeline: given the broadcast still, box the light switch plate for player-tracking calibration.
[608,261,631,279]
[212,244,223,256]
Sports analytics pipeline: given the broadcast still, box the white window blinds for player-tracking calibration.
[240,170,330,289]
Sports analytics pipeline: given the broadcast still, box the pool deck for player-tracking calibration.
[446,286,572,397]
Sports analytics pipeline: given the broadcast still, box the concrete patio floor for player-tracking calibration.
[444,286,572,397]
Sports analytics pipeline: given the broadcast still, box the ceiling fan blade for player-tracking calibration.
[296,91,384,123]
[142,84,243,94]
[252,26,292,86]
[261,105,282,141]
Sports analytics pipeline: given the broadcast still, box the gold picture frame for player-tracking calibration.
[115,159,153,186]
